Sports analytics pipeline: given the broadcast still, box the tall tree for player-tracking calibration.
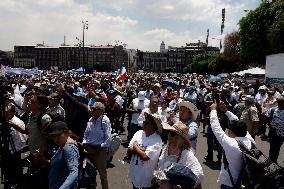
[223,31,241,65]
[239,0,284,67]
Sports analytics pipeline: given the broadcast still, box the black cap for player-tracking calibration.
[49,121,68,135]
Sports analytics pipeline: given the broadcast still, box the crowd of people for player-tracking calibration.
[1,71,284,189]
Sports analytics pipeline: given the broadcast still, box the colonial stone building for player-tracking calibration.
[14,44,128,71]
[137,41,220,73]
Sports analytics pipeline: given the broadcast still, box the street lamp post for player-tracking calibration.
[82,20,88,73]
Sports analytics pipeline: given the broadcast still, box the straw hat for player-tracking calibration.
[144,112,163,134]
[178,101,200,121]
[163,121,190,147]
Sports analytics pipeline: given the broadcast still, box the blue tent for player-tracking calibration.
[74,67,84,73]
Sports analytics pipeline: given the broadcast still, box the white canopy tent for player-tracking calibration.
[234,67,265,76]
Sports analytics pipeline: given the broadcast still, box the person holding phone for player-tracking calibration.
[127,91,150,141]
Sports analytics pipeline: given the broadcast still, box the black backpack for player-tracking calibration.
[225,141,284,189]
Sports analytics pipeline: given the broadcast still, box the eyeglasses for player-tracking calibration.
[169,131,177,137]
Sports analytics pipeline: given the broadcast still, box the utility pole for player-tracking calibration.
[221,8,225,35]
[82,20,88,73]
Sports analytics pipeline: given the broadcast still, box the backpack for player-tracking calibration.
[225,141,284,189]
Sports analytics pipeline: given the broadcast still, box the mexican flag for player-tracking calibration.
[115,64,127,82]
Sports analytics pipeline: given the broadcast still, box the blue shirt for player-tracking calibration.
[83,115,112,148]
[186,120,198,151]
[49,143,79,189]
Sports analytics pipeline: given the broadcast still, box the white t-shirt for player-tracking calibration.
[10,115,28,152]
[131,98,150,124]
[13,93,24,115]
[128,130,162,188]
[255,93,267,106]
[159,107,171,123]
[158,146,204,186]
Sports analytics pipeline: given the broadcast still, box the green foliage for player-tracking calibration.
[186,54,239,74]
[223,31,241,65]
[267,12,284,53]
[239,0,284,67]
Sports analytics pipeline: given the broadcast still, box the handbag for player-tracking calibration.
[78,158,97,188]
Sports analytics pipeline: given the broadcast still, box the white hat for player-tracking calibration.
[154,83,161,88]
[259,86,266,90]
[178,101,200,121]
[245,95,254,102]
[138,91,146,101]
[19,85,27,94]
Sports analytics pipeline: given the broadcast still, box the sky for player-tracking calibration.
[0,0,261,52]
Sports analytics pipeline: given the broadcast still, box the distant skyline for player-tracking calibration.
[0,0,261,51]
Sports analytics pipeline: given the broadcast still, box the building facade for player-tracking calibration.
[0,50,13,66]
[125,49,137,72]
[14,45,128,71]
[137,41,220,73]
[137,51,168,72]
[14,46,36,68]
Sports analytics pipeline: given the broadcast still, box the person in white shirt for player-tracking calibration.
[272,86,282,100]
[184,87,198,105]
[159,99,171,123]
[210,101,255,189]
[169,91,182,111]
[254,86,267,106]
[6,103,28,153]
[6,103,28,184]
[158,121,204,188]
[138,95,163,127]
[128,112,163,189]
[127,91,150,141]
[177,101,200,152]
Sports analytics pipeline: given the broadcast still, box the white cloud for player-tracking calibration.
[0,0,261,51]
[0,0,138,50]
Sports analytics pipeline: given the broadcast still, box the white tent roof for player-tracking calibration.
[234,67,265,76]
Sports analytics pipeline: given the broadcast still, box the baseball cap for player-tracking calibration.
[48,121,68,135]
